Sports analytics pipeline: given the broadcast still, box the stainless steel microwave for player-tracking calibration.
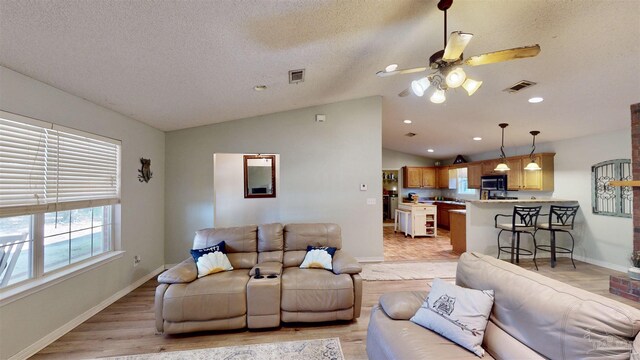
[481,175,507,191]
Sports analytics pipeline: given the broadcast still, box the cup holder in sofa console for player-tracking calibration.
[267,274,277,279]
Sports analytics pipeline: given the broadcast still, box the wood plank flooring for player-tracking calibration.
[32,258,639,359]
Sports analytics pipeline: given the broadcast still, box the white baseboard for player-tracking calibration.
[10,265,164,360]
[573,254,627,273]
[356,256,384,263]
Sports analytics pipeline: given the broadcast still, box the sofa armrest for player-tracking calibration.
[250,261,283,276]
[332,250,362,275]
[379,291,428,320]
[157,257,197,284]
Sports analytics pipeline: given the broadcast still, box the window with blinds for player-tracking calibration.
[0,111,120,216]
[0,111,121,290]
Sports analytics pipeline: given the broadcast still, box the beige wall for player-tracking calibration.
[0,66,166,359]
[165,97,383,263]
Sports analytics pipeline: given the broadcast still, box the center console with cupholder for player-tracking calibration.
[247,262,282,329]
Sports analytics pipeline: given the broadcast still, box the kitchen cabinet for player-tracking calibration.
[482,159,502,175]
[504,154,555,191]
[403,166,436,189]
[434,201,466,230]
[467,163,482,189]
[437,166,449,189]
[398,203,437,238]
[506,158,522,190]
[449,210,466,254]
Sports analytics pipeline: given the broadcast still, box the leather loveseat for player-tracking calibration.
[367,252,640,359]
[155,223,362,335]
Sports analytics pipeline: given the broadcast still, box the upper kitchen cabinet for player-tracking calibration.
[437,166,449,189]
[467,163,482,189]
[505,153,555,191]
[482,159,502,175]
[403,166,436,189]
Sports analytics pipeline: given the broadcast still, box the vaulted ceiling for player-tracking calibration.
[1,0,638,159]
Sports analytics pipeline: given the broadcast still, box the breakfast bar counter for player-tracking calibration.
[465,198,580,257]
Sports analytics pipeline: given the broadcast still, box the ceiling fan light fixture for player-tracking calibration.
[445,67,467,88]
[385,64,398,73]
[430,89,446,104]
[411,77,430,97]
[462,78,482,96]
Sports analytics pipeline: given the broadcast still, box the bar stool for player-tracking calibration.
[533,205,580,270]
[494,206,541,264]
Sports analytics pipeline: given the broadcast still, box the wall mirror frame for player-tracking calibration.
[243,154,276,198]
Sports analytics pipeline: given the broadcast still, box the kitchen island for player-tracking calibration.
[397,203,437,238]
[465,199,580,258]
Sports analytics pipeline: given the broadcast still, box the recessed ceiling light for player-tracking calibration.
[528,97,544,103]
[385,64,398,72]
[254,85,267,91]
[473,137,482,141]
[427,149,434,153]
[403,119,412,124]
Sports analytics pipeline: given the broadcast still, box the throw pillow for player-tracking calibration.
[190,241,233,278]
[410,278,494,357]
[299,246,337,270]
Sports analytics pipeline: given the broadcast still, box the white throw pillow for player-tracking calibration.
[410,278,494,357]
[190,241,233,278]
[300,246,337,270]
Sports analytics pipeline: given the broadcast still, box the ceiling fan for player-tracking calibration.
[376,0,541,103]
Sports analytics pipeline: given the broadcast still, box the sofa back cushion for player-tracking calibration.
[193,225,257,269]
[257,223,284,263]
[457,252,640,359]
[283,223,342,267]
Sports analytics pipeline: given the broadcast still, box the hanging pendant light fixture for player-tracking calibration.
[494,123,510,171]
[524,130,542,171]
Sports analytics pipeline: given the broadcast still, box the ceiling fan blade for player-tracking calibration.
[442,32,473,62]
[398,88,410,97]
[376,67,428,77]
[464,44,541,66]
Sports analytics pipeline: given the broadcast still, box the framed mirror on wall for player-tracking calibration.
[244,154,276,198]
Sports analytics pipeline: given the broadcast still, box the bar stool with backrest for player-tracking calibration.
[533,204,580,270]
[494,206,541,264]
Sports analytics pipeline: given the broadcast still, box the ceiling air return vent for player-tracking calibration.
[504,80,537,93]
[289,69,305,84]
[405,132,417,137]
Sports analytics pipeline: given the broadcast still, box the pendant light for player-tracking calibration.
[494,123,510,171]
[524,131,542,171]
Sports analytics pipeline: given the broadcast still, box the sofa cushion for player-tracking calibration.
[379,291,427,320]
[157,257,197,284]
[162,269,249,322]
[300,246,337,270]
[411,278,494,357]
[367,304,495,360]
[281,267,354,312]
[193,225,257,253]
[190,241,233,278]
[457,252,640,359]
[284,223,342,251]
[482,320,546,360]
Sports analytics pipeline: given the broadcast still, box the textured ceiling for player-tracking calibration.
[1,0,639,159]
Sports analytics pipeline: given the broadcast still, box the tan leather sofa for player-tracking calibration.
[155,223,362,335]
[367,252,640,359]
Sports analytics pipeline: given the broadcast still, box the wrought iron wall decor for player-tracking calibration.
[138,158,153,183]
[591,159,631,217]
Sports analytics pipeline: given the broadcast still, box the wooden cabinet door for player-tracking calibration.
[482,159,501,175]
[467,163,482,189]
[403,167,422,188]
[422,167,436,188]
[437,167,449,188]
[506,158,523,190]
[437,205,450,229]
[523,155,543,190]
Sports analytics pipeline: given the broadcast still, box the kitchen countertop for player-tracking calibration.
[469,199,577,204]
[402,200,467,206]
[399,202,438,207]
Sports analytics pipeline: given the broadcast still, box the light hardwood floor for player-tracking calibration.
[32,258,638,359]
[383,226,460,261]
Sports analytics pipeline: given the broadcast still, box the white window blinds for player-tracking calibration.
[0,111,120,216]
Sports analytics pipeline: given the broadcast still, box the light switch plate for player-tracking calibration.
[366,198,376,205]
[360,184,367,191]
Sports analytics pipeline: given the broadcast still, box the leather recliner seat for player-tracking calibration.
[280,223,363,323]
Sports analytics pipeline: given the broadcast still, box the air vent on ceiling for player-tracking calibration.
[289,69,305,84]
[405,132,417,137]
[504,80,537,93]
